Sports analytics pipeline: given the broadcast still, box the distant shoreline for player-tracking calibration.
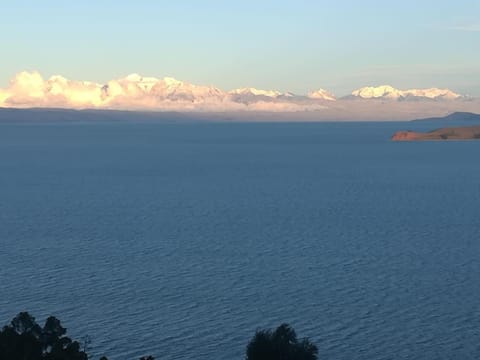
[1,107,480,123]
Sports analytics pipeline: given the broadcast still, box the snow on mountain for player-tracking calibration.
[150,77,226,102]
[0,71,314,111]
[101,74,226,106]
[351,85,402,99]
[227,88,299,108]
[229,87,285,98]
[0,71,467,113]
[351,85,461,100]
[307,89,336,101]
[121,73,160,92]
[403,88,461,100]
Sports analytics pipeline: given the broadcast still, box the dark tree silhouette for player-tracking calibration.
[246,323,318,360]
[42,315,67,351]
[11,312,42,335]
[3,313,319,360]
[0,312,88,360]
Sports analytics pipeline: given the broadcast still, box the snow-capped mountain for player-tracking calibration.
[351,85,401,99]
[351,85,461,100]
[0,71,324,111]
[307,89,336,101]
[0,71,471,115]
[150,77,225,102]
[103,74,226,103]
[121,73,159,92]
[402,88,461,100]
[229,87,293,98]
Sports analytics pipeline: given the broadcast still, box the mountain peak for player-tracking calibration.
[229,87,284,98]
[0,71,472,113]
[404,87,460,100]
[163,77,184,87]
[351,85,400,99]
[351,85,461,100]
[124,73,143,82]
[48,75,69,83]
[307,89,336,101]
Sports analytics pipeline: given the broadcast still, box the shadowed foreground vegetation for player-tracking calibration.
[0,312,318,360]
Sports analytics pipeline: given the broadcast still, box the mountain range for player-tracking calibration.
[0,71,479,120]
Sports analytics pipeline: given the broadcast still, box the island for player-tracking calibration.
[391,112,480,141]
[392,125,480,141]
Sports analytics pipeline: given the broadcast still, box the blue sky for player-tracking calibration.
[1,0,479,96]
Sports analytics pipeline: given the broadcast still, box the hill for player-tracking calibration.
[412,111,480,123]
[392,125,480,141]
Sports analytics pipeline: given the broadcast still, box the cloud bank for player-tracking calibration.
[0,71,330,112]
[0,71,476,118]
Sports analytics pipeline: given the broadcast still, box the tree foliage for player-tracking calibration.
[0,312,87,360]
[2,313,316,360]
[246,323,318,360]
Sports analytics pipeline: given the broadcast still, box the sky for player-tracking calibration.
[1,0,479,96]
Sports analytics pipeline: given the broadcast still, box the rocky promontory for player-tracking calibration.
[392,125,480,141]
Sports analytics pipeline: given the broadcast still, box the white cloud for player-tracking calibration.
[12,71,46,96]
[0,89,10,107]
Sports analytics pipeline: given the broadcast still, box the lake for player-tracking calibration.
[1,120,479,359]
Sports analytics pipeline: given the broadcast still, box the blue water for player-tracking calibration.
[1,121,480,360]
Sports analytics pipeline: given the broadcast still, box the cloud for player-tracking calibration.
[0,89,10,106]
[1,71,103,108]
[0,71,474,114]
[446,24,480,32]
[0,71,335,112]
